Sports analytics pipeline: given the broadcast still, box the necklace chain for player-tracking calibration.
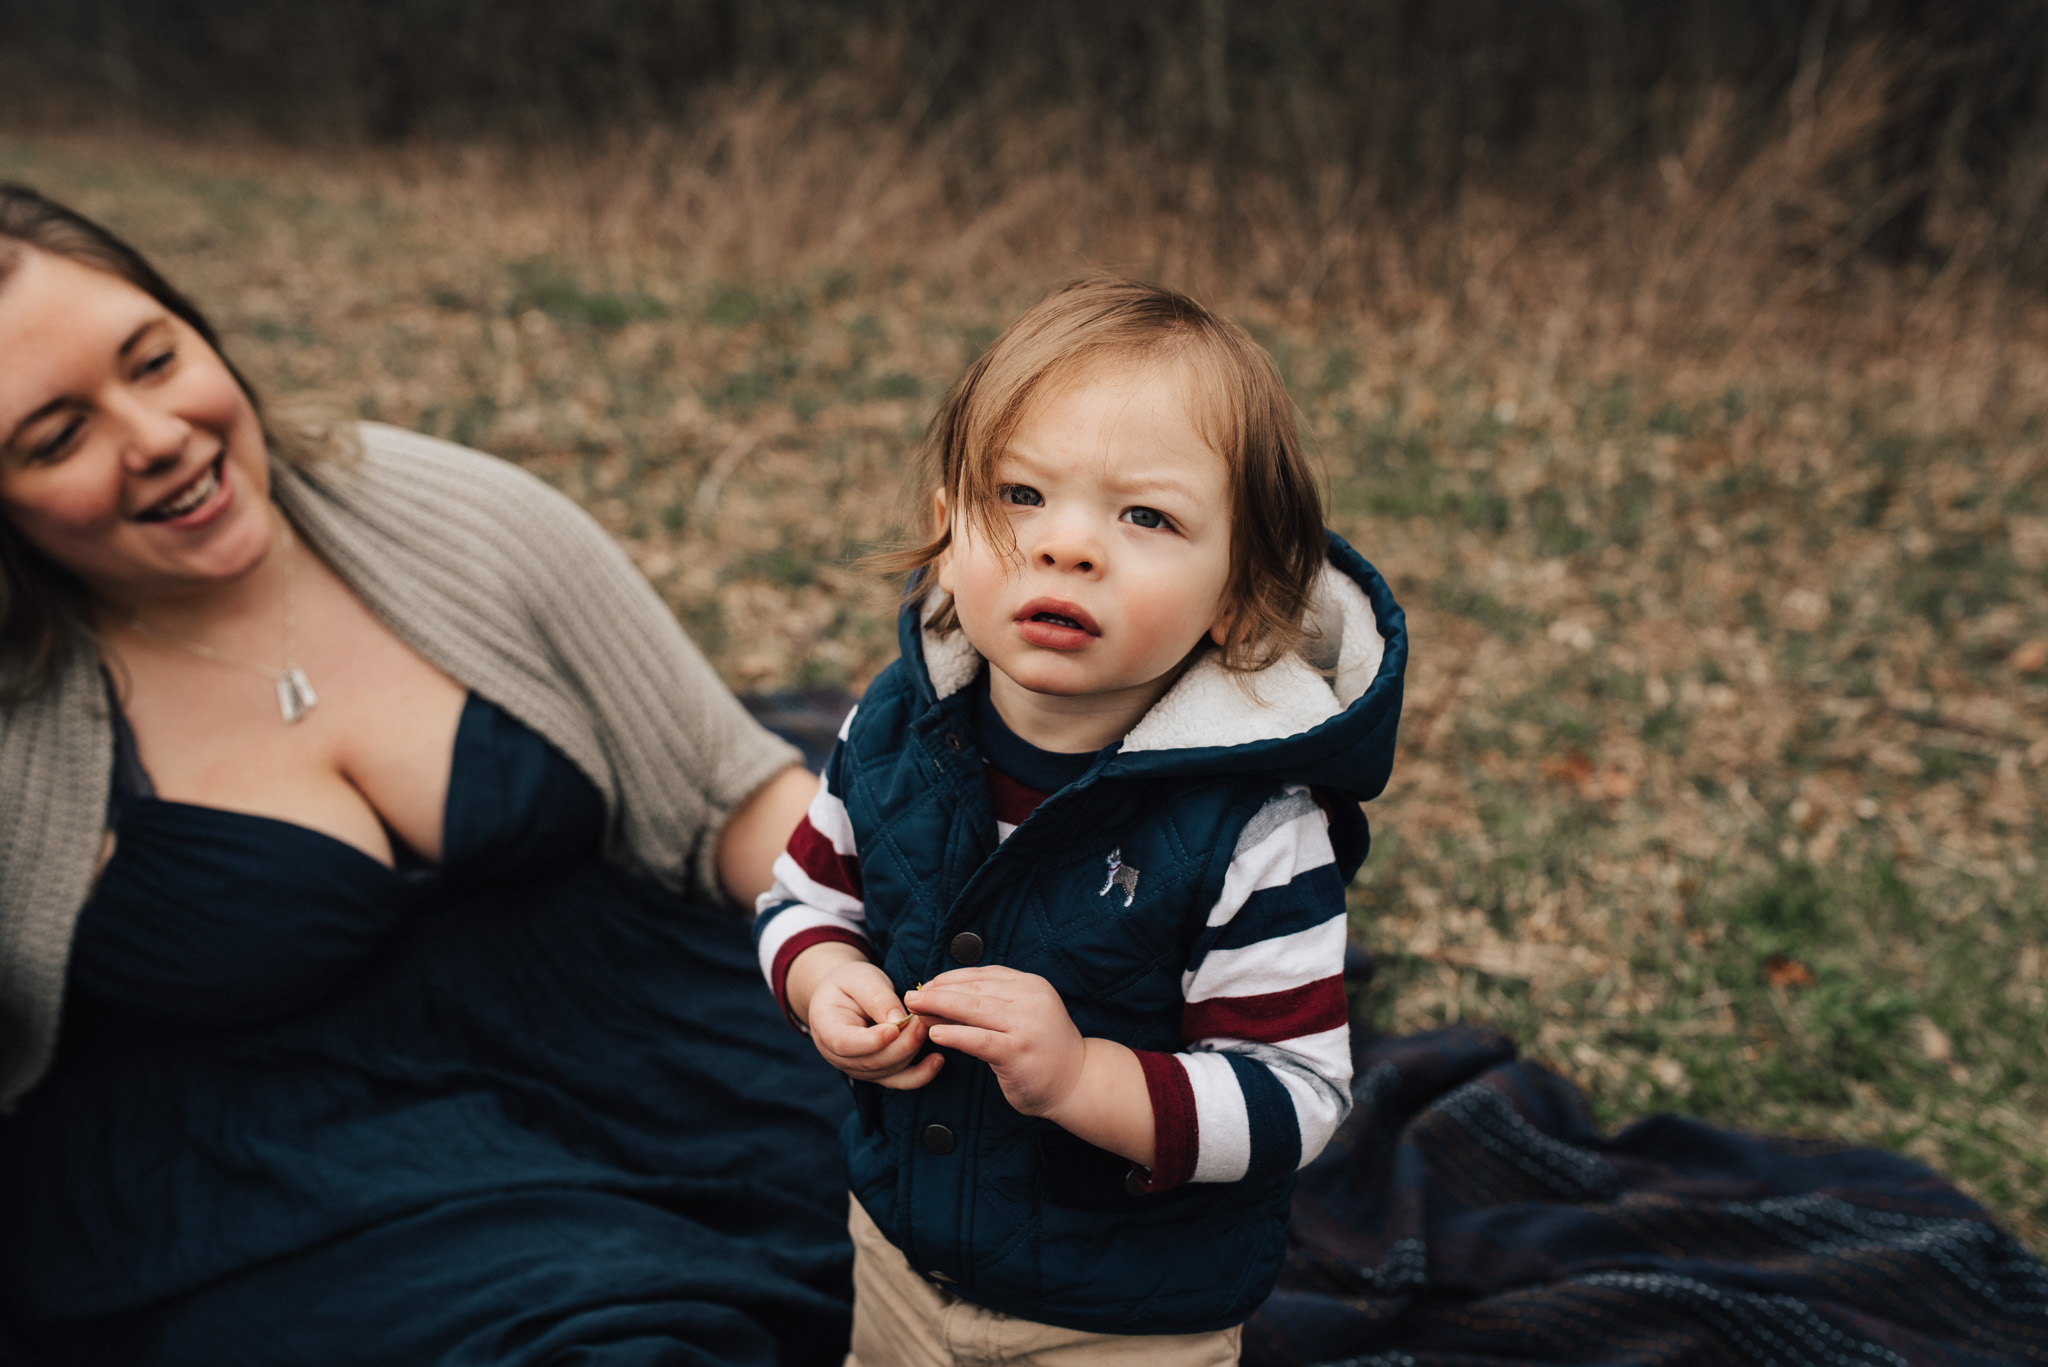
[125,517,319,723]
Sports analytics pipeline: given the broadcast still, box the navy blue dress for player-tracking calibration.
[0,694,854,1367]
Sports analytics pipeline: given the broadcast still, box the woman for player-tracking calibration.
[0,184,854,1366]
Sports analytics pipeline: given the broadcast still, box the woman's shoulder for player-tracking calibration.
[274,424,641,643]
[293,424,613,566]
[350,424,587,524]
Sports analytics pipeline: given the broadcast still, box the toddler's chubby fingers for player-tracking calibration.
[908,966,1052,1026]
[905,991,995,1031]
[814,1012,932,1079]
[844,974,915,1033]
[843,983,917,1037]
[919,965,1032,994]
[924,1022,1007,1062]
[813,997,921,1057]
[808,1020,892,1072]
[810,996,904,1059]
[872,1051,944,1091]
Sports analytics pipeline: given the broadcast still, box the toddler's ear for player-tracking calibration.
[1207,607,1233,649]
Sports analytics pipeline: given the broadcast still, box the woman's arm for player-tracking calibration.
[717,764,819,906]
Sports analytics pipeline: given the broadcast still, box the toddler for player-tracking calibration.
[754,276,1405,1365]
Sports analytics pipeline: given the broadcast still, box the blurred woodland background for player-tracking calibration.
[2,0,2045,1248]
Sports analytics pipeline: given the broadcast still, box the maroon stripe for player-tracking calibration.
[1134,1050,1198,1192]
[1182,976,1348,1044]
[770,926,874,1026]
[983,764,1051,828]
[787,815,861,899]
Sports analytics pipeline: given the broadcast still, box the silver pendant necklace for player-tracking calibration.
[127,518,319,724]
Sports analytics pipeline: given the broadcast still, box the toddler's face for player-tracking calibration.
[938,362,1234,718]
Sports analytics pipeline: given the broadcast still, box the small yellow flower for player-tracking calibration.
[889,983,930,1029]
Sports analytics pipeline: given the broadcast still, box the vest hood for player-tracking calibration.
[896,531,1406,805]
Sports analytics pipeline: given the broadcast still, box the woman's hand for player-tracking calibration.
[907,967,1155,1166]
[789,944,942,1089]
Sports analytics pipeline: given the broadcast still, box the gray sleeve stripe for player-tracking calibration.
[1234,786,1320,857]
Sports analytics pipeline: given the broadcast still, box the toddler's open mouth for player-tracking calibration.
[1015,598,1099,635]
[1015,598,1100,648]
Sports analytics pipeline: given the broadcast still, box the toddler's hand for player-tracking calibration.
[906,967,1084,1118]
[808,960,942,1090]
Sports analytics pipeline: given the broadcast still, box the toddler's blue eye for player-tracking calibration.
[1000,485,1043,507]
[1123,506,1168,529]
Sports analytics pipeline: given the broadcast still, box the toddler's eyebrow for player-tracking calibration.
[1003,450,1200,492]
[1099,469,1205,502]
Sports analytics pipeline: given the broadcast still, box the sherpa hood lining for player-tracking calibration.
[918,562,1386,755]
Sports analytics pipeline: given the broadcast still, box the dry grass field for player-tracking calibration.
[5,78,2044,1251]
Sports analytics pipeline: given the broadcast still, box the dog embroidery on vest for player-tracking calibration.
[1098,848,1141,907]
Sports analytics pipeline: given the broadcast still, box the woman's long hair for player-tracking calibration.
[0,183,342,704]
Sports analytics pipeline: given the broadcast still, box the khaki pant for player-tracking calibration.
[843,1197,1242,1367]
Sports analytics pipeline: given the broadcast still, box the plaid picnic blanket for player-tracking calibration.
[1248,1023,2048,1367]
[739,691,2048,1366]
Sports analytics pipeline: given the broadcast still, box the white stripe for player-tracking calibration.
[806,778,856,854]
[762,850,863,920]
[1183,914,1346,1003]
[1206,805,1335,927]
[1271,1064,1346,1167]
[1190,1024,1350,1084]
[836,703,859,742]
[753,904,867,984]
[1182,1050,1253,1183]
[1280,1022,1351,1083]
[996,819,1019,843]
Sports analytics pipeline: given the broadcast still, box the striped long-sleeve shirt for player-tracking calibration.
[754,713,1352,1192]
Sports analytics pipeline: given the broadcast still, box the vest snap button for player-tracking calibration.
[922,1123,956,1155]
[1125,1167,1150,1197]
[944,731,964,753]
[949,932,984,966]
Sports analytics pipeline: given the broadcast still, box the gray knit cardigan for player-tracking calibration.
[0,422,801,1110]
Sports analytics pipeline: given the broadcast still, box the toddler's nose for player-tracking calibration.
[1036,546,1094,572]
[1028,516,1101,573]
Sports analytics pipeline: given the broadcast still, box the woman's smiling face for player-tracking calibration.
[0,247,272,608]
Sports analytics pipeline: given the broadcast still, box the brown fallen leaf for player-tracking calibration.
[1763,954,1817,988]
[1540,751,1594,785]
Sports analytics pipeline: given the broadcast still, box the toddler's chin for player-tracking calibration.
[993,659,1104,698]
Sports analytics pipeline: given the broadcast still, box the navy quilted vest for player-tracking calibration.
[837,534,1405,1334]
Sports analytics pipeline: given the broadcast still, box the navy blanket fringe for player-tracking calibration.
[1249,1024,2048,1367]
